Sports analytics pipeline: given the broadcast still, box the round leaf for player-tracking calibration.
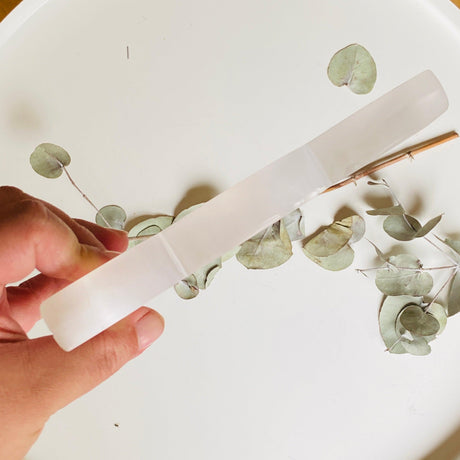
[194,260,222,289]
[237,221,292,270]
[174,203,203,222]
[30,143,71,178]
[426,303,447,334]
[174,275,199,300]
[96,205,127,230]
[127,216,173,247]
[448,271,460,317]
[375,254,433,296]
[400,337,431,356]
[383,215,421,241]
[379,295,422,354]
[327,44,377,94]
[341,215,366,244]
[304,221,352,257]
[367,205,405,216]
[282,209,305,241]
[303,243,354,271]
[399,305,440,337]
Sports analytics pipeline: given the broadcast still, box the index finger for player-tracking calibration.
[0,199,115,285]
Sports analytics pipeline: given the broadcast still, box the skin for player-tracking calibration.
[0,186,165,459]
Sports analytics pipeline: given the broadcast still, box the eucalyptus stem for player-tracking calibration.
[424,236,459,265]
[358,264,457,274]
[61,165,111,228]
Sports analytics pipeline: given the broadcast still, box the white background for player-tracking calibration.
[1,0,460,458]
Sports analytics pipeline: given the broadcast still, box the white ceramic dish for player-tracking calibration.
[1,1,460,459]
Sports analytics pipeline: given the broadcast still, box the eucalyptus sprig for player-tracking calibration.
[363,179,460,355]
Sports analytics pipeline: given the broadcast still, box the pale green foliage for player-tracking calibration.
[303,244,354,271]
[398,305,440,336]
[448,272,460,317]
[327,44,377,94]
[172,204,223,299]
[303,215,365,271]
[96,205,127,230]
[375,254,433,296]
[174,275,199,300]
[30,143,71,178]
[379,296,446,356]
[237,220,292,269]
[128,216,173,247]
[282,208,305,241]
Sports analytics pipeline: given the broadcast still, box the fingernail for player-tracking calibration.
[135,311,165,351]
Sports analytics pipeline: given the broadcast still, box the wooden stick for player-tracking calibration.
[322,131,459,194]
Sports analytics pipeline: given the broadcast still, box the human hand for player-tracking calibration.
[0,186,165,460]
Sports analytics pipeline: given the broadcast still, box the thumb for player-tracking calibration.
[19,307,164,417]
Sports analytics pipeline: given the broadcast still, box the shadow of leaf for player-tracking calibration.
[174,184,219,215]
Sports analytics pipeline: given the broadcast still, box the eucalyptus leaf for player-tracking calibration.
[444,238,460,257]
[399,305,440,336]
[414,215,443,238]
[194,260,222,289]
[303,243,354,271]
[327,44,377,94]
[174,275,199,300]
[383,215,421,241]
[426,303,447,334]
[96,205,127,230]
[174,203,203,222]
[400,336,431,356]
[366,205,405,216]
[303,220,352,257]
[341,215,366,244]
[282,209,305,241]
[448,271,460,317]
[30,143,71,178]
[237,221,292,269]
[379,296,422,354]
[375,254,433,296]
[205,264,221,289]
[127,216,173,247]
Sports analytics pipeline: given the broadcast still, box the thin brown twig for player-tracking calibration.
[322,131,459,194]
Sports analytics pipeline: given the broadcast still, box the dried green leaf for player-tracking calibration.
[30,143,71,178]
[174,275,199,300]
[399,305,440,336]
[414,215,443,238]
[127,216,173,247]
[96,205,127,230]
[237,221,292,269]
[426,303,447,334]
[379,296,421,354]
[400,336,431,356]
[282,209,305,241]
[383,215,421,241]
[448,272,460,317]
[194,260,222,289]
[327,44,377,94]
[303,220,352,257]
[375,254,433,296]
[366,205,405,216]
[205,264,221,289]
[303,243,354,271]
[444,238,460,256]
[341,215,366,244]
[174,203,203,222]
